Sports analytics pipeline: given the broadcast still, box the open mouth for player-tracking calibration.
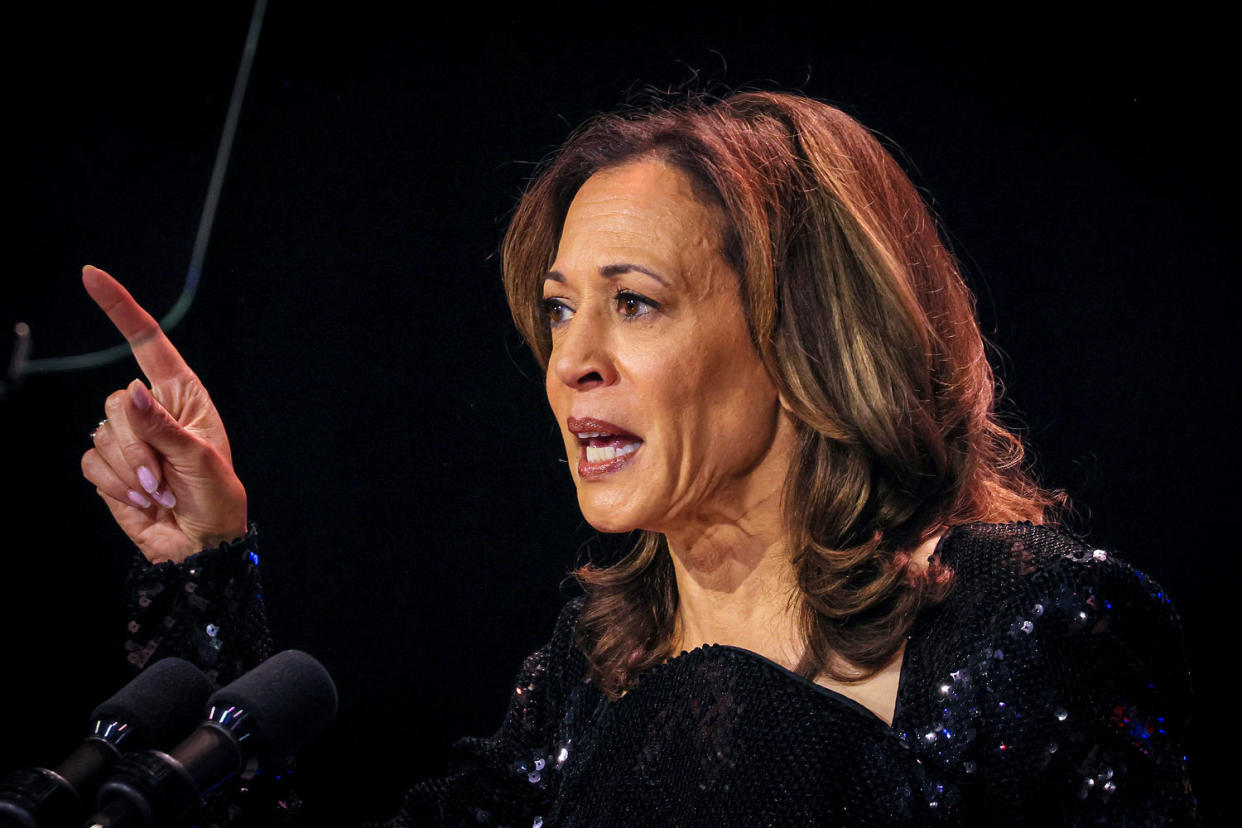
[579,432,642,463]
[568,418,643,477]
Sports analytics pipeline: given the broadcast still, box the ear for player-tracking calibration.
[778,392,795,415]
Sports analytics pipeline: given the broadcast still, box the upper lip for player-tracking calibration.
[566,416,640,442]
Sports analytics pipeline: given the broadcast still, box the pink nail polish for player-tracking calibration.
[152,488,177,509]
[127,490,152,509]
[131,381,152,411]
[137,466,159,494]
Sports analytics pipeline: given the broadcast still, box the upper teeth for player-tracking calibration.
[586,443,639,463]
[579,431,607,438]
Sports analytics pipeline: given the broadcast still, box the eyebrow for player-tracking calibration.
[544,262,669,286]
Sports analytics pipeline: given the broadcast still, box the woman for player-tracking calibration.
[82,92,1197,824]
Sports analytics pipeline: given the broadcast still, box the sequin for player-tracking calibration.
[123,521,1197,826]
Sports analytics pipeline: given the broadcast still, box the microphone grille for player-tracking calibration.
[208,650,338,760]
[91,657,213,747]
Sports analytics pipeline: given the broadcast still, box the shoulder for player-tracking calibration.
[915,523,1197,820]
[516,596,589,702]
[934,521,1181,635]
[932,521,1188,697]
[548,595,587,661]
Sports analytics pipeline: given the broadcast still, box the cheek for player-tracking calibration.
[648,344,775,455]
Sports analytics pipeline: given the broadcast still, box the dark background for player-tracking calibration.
[1,4,1230,823]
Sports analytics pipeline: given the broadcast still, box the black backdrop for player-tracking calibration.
[1,5,1230,823]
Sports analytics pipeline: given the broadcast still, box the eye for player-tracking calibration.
[615,289,657,320]
[542,297,575,328]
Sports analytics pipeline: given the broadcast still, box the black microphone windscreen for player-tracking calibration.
[207,650,338,760]
[90,657,213,747]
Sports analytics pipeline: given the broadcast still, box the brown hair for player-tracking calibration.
[503,92,1061,699]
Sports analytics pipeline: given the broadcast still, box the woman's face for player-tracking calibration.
[543,158,795,537]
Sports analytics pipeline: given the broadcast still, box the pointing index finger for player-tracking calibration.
[82,265,193,385]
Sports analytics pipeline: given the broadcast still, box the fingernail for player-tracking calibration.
[131,381,152,411]
[151,487,177,509]
[127,490,153,509]
[137,466,159,494]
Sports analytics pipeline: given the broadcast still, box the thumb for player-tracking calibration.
[126,378,198,459]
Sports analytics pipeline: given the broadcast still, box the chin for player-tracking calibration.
[576,492,647,535]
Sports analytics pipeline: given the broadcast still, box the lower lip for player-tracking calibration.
[577,443,642,480]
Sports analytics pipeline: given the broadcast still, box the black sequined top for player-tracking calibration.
[125,522,1198,826]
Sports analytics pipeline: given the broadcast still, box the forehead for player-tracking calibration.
[554,158,725,285]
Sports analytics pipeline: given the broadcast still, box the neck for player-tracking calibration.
[666,516,803,670]
[664,515,948,675]
[660,406,805,667]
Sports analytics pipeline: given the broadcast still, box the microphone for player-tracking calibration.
[0,658,211,828]
[86,650,337,828]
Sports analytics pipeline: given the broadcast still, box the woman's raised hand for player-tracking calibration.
[80,265,247,564]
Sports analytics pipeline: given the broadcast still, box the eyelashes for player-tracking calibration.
[541,289,660,328]
[614,289,657,319]
[542,297,573,327]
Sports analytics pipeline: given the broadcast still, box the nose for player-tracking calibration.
[550,307,618,391]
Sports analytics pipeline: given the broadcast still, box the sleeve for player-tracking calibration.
[124,525,304,826]
[124,523,273,687]
[125,530,590,828]
[981,542,1199,826]
[379,597,589,828]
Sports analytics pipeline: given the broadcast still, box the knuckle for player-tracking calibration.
[119,430,155,459]
[81,452,113,489]
[104,390,128,417]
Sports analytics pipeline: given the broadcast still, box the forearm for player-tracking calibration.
[124,523,272,688]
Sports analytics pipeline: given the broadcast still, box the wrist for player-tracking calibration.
[199,521,249,549]
[196,485,248,549]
